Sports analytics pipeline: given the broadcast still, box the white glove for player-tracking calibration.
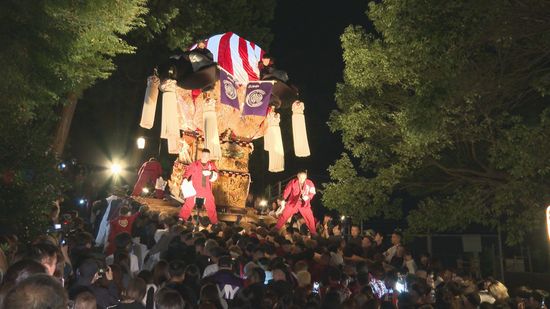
[210,171,218,182]
[302,195,309,201]
[202,170,211,176]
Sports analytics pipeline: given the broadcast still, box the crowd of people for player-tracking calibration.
[0,190,547,309]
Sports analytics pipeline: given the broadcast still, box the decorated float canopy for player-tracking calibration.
[138,32,311,209]
[191,32,264,84]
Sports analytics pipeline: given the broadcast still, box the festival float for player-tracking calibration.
[135,32,311,222]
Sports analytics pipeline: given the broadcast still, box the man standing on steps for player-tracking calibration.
[275,170,317,236]
[179,148,219,224]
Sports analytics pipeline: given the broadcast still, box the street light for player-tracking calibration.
[110,162,122,176]
[137,137,146,149]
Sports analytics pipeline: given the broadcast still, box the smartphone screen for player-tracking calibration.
[395,281,407,293]
[264,271,273,284]
[312,282,320,294]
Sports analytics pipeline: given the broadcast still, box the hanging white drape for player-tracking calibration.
[167,135,180,154]
[140,75,160,129]
[267,112,284,172]
[264,110,275,151]
[291,101,311,157]
[203,98,222,160]
[159,79,180,142]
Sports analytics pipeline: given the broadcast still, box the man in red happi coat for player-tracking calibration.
[131,157,163,196]
[106,205,140,255]
[275,170,317,235]
[179,149,219,224]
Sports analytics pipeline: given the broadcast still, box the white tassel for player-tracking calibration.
[140,75,160,129]
[203,98,222,160]
[167,135,180,154]
[264,110,275,151]
[292,101,310,157]
[159,79,179,140]
[268,112,284,172]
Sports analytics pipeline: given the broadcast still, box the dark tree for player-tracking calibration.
[324,0,550,244]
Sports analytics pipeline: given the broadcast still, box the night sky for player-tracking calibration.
[68,0,371,199]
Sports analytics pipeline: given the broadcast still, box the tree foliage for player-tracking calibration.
[0,0,147,240]
[135,0,275,49]
[324,0,550,244]
[0,0,147,125]
[0,111,68,242]
[0,0,276,238]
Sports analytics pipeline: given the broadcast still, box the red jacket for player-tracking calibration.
[282,178,316,207]
[106,212,140,255]
[138,160,162,178]
[184,160,218,194]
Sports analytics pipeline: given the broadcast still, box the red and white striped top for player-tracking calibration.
[191,32,264,85]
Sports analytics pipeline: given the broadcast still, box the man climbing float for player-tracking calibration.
[275,170,317,236]
[179,148,219,224]
[132,157,162,196]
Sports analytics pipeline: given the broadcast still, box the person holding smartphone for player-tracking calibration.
[69,260,118,308]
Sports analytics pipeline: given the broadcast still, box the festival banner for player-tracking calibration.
[242,81,273,116]
[219,68,240,110]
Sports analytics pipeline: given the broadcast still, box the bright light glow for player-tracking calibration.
[259,199,268,207]
[79,199,86,205]
[395,281,407,293]
[341,215,346,221]
[142,187,149,194]
[110,162,122,175]
[546,205,550,240]
[137,137,146,149]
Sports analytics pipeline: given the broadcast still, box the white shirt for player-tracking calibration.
[142,284,157,305]
[95,195,119,248]
[275,204,285,216]
[384,245,399,263]
[154,228,168,243]
[202,263,219,278]
[404,259,418,274]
